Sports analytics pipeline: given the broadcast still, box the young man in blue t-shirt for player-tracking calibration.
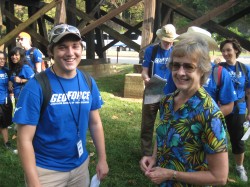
[14,24,109,186]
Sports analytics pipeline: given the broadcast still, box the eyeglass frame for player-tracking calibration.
[169,61,198,73]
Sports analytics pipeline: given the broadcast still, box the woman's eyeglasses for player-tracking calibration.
[170,62,198,73]
[48,24,81,43]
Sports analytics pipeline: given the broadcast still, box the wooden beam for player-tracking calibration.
[79,0,142,35]
[203,20,250,51]
[0,0,3,27]
[0,0,61,46]
[219,6,250,26]
[3,9,49,46]
[160,0,250,51]
[100,10,141,36]
[159,0,197,21]
[6,0,45,8]
[68,4,140,52]
[140,0,156,49]
[177,0,241,34]
[102,22,142,52]
[0,0,4,50]
[55,0,66,24]
[161,8,173,26]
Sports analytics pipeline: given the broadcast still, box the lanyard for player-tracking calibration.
[52,66,81,138]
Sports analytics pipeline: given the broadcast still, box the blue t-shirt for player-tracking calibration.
[203,63,237,105]
[164,63,237,105]
[25,48,43,69]
[10,64,35,98]
[13,69,103,172]
[221,62,250,114]
[142,45,172,80]
[0,68,9,104]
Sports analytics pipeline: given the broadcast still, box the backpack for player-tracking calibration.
[29,47,46,72]
[213,64,223,88]
[212,64,223,103]
[34,70,92,117]
[219,61,249,89]
[219,61,249,110]
[148,44,159,78]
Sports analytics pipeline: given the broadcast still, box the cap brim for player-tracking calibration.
[159,37,175,42]
[176,32,218,50]
[52,32,81,43]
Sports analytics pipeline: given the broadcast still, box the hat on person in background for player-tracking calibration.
[156,24,179,42]
[48,24,82,44]
[176,26,218,50]
[17,32,31,40]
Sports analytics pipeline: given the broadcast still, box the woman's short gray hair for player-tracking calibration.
[168,36,212,85]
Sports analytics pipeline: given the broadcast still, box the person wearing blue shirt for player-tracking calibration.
[0,51,16,153]
[17,32,43,73]
[219,38,250,182]
[140,24,178,156]
[8,47,35,100]
[13,24,109,186]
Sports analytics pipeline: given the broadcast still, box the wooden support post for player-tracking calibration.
[66,0,77,26]
[0,0,4,51]
[55,0,66,24]
[140,0,156,49]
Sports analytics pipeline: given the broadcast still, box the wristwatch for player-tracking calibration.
[172,170,177,181]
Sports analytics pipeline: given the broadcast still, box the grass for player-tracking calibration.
[0,64,250,186]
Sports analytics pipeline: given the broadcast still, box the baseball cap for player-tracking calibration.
[48,24,82,44]
[156,24,179,42]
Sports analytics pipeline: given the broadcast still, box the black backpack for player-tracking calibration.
[148,44,159,78]
[219,61,249,90]
[34,70,92,117]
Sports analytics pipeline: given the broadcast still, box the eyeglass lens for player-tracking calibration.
[51,26,80,39]
[171,62,197,73]
[54,28,66,35]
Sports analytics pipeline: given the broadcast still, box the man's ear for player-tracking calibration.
[47,49,54,59]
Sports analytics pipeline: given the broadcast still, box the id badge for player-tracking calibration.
[77,139,83,158]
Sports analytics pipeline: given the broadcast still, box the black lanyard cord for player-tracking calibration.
[51,65,81,138]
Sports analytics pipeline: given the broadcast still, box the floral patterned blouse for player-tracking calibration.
[157,87,228,187]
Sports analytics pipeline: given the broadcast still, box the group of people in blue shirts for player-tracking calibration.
[140,25,249,185]
[0,32,43,153]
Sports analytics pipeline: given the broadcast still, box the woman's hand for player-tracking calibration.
[139,156,156,173]
[146,167,172,184]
